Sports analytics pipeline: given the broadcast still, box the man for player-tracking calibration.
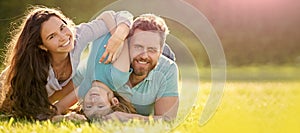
[105,14,179,121]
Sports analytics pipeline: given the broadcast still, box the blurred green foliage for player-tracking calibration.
[0,0,115,65]
[187,0,300,66]
[1,0,299,67]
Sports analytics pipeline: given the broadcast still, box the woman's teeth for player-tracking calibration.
[62,40,70,47]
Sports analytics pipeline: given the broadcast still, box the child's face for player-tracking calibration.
[40,16,74,53]
[83,86,114,118]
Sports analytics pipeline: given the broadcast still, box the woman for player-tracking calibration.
[0,5,133,120]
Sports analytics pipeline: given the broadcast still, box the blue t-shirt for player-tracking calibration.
[73,33,131,98]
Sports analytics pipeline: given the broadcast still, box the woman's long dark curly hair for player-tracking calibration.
[0,6,74,120]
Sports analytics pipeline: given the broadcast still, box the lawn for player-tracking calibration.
[177,81,300,133]
[1,81,299,133]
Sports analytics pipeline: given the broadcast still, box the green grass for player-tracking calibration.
[1,81,299,133]
[180,81,300,133]
[1,65,299,132]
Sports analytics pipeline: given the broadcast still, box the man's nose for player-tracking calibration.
[140,50,149,58]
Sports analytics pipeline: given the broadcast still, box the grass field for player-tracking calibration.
[0,66,299,133]
[177,81,300,133]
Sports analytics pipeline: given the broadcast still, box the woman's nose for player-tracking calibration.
[58,32,68,42]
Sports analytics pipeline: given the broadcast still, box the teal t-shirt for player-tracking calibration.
[117,55,179,116]
[73,33,131,99]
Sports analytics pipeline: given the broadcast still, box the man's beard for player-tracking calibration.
[131,58,156,77]
[132,65,149,76]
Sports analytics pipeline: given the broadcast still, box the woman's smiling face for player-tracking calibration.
[40,16,74,53]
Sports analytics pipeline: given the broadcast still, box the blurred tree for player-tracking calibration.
[0,0,114,66]
[186,0,300,66]
[1,0,300,67]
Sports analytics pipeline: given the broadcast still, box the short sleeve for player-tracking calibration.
[94,57,131,92]
[114,11,133,27]
[156,62,179,99]
[110,67,132,91]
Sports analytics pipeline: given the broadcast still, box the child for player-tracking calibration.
[73,32,136,120]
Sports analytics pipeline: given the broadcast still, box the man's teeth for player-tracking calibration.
[90,93,100,96]
[138,61,147,64]
[62,40,70,47]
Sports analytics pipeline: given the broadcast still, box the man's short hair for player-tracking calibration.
[128,14,169,47]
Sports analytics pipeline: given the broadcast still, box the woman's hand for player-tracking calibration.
[51,112,87,122]
[99,24,130,64]
[102,111,134,122]
[102,107,176,122]
[97,11,132,64]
